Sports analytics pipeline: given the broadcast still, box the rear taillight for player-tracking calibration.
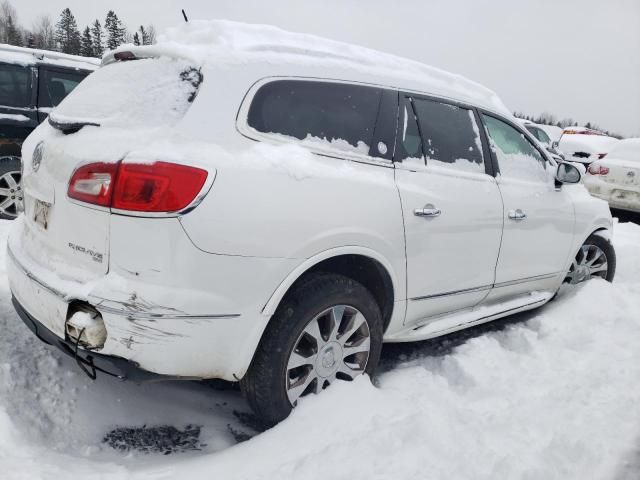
[68,161,208,213]
[587,163,610,176]
[68,162,119,207]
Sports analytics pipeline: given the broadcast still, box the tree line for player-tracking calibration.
[0,0,156,58]
[513,111,624,139]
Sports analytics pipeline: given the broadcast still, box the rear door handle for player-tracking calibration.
[414,204,441,218]
[508,209,527,221]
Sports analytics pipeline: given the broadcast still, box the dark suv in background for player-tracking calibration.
[0,44,97,219]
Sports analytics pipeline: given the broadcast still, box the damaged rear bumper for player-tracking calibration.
[12,295,163,382]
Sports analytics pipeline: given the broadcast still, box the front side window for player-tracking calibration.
[0,63,31,108]
[247,80,382,155]
[41,69,87,108]
[483,115,548,182]
[411,97,485,173]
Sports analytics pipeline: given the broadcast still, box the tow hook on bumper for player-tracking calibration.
[66,302,107,380]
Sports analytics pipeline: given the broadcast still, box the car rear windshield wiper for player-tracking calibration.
[48,116,100,135]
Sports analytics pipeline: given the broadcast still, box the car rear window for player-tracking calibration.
[39,68,88,108]
[247,80,382,155]
[0,62,31,108]
[50,57,202,127]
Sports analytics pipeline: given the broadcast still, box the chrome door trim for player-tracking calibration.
[409,272,561,302]
[409,284,493,301]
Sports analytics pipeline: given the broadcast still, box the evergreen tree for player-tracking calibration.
[91,19,104,57]
[5,15,21,46]
[80,26,94,56]
[26,32,36,49]
[104,10,125,50]
[55,8,81,54]
[138,25,150,45]
[133,31,140,46]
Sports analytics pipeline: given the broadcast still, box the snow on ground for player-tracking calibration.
[1,217,640,479]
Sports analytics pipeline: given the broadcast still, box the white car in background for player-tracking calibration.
[517,120,564,161]
[584,138,640,213]
[558,126,619,165]
[7,20,616,425]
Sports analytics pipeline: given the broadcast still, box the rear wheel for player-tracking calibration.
[0,156,23,220]
[565,234,616,284]
[241,273,383,426]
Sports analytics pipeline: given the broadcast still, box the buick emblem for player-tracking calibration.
[627,171,636,178]
[32,141,45,172]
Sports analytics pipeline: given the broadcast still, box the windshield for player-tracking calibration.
[50,57,202,128]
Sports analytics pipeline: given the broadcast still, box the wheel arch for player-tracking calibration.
[262,247,399,333]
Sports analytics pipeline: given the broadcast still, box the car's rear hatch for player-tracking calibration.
[16,54,202,282]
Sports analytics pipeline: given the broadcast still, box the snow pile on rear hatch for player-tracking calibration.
[109,19,510,116]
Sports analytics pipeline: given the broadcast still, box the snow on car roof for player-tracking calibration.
[107,20,511,117]
[608,138,640,160]
[0,44,100,70]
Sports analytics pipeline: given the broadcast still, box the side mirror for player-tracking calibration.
[552,140,559,150]
[556,162,582,185]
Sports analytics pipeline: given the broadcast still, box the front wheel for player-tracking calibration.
[565,233,616,284]
[241,273,383,426]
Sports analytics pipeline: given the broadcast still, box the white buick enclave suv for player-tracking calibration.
[8,21,616,425]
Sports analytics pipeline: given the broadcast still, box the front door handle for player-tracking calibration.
[414,204,441,218]
[508,209,527,221]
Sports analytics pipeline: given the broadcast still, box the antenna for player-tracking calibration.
[182,9,189,23]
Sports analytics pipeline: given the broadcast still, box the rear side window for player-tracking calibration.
[50,57,202,128]
[0,63,31,108]
[39,68,87,108]
[247,80,382,155]
[483,115,548,182]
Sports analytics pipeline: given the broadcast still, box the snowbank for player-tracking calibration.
[1,219,640,479]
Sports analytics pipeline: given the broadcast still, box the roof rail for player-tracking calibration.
[0,43,101,67]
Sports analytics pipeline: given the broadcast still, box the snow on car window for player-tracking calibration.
[50,57,201,127]
[482,115,548,183]
[247,80,381,156]
[411,98,485,174]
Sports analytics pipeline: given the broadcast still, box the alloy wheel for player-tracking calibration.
[565,244,609,284]
[0,171,23,219]
[285,305,371,405]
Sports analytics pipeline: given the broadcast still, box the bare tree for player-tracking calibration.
[0,0,18,44]
[32,15,56,50]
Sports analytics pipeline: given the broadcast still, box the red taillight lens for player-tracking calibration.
[587,163,610,176]
[68,162,119,207]
[68,161,208,213]
[112,162,208,212]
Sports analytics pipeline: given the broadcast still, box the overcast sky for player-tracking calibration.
[13,0,640,137]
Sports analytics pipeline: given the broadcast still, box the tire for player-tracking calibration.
[0,156,23,220]
[565,233,616,284]
[241,273,383,426]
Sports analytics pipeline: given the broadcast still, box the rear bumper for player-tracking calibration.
[11,295,162,382]
[584,177,640,213]
[7,225,295,381]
